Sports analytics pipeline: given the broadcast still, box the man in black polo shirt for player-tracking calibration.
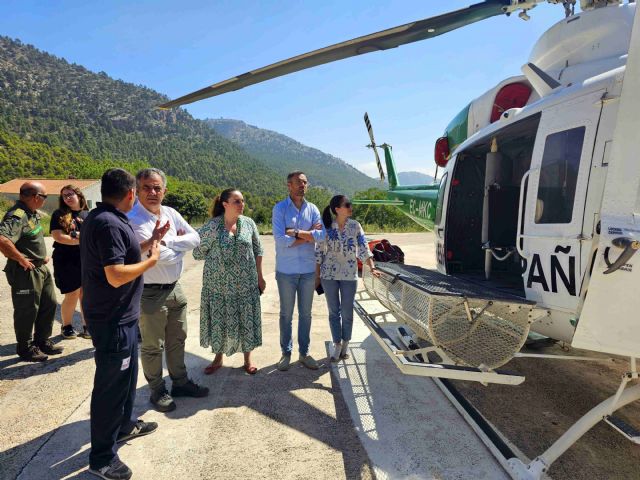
[82,168,167,480]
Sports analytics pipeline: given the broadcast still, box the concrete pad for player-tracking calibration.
[328,322,509,480]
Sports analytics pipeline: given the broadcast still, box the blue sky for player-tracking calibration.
[0,1,569,178]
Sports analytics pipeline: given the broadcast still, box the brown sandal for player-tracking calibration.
[243,364,258,375]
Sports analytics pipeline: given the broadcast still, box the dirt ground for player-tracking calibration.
[1,232,639,479]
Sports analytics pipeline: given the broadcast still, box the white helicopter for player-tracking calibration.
[160,1,640,478]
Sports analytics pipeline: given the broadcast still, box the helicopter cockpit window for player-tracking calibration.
[435,172,448,225]
[535,126,585,224]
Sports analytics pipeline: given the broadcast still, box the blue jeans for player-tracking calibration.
[276,271,316,356]
[321,279,358,344]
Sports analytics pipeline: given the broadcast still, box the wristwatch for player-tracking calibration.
[294,229,299,239]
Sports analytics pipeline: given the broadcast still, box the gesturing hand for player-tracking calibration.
[151,220,170,242]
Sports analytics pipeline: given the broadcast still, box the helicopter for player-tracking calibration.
[159,1,640,478]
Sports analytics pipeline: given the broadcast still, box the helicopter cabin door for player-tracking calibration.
[519,90,605,316]
[572,10,640,357]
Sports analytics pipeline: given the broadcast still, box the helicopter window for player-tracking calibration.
[535,126,585,224]
[435,172,448,225]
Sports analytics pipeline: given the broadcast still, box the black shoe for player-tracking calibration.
[61,325,77,339]
[171,379,210,398]
[38,340,64,355]
[17,345,48,362]
[149,389,176,412]
[88,456,132,480]
[78,326,92,339]
[116,419,158,443]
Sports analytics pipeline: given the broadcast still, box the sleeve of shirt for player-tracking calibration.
[129,213,151,243]
[250,218,264,257]
[310,206,325,242]
[315,234,326,264]
[162,209,200,251]
[193,220,213,260]
[272,203,295,248]
[355,222,373,263]
[49,210,63,233]
[96,224,128,267]
[157,245,185,265]
[0,215,23,244]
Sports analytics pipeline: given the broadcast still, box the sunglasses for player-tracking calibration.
[34,193,48,200]
[230,199,245,205]
[340,202,352,208]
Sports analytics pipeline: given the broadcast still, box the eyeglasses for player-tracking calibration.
[62,192,77,199]
[34,193,48,200]
[142,185,164,193]
[340,202,352,208]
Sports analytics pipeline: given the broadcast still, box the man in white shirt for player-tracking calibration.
[128,168,208,412]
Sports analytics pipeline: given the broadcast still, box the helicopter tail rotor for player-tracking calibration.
[364,112,386,182]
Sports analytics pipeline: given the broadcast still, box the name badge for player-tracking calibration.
[121,356,131,371]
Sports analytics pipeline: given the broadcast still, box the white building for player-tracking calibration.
[0,178,101,213]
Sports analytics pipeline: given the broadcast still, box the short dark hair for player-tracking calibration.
[287,171,306,182]
[101,168,135,202]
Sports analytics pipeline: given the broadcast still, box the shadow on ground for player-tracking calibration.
[2,349,372,479]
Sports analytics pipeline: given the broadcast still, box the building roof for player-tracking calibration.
[0,179,100,194]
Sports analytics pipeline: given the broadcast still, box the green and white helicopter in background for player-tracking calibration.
[161,1,640,478]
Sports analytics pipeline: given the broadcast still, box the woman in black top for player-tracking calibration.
[50,184,90,339]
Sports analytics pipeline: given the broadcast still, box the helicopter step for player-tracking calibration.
[362,263,535,371]
[604,415,640,444]
[354,289,525,386]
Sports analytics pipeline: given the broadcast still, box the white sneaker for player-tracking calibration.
[340,341,350,359]
[331,342,341,362]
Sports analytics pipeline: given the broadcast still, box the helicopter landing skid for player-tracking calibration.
[506,375,640,480]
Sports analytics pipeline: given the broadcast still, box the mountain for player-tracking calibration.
[397,171,435,185]
[0,36,285,197]
[206,119,377,196]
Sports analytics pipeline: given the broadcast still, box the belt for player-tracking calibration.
[144,282,177,290]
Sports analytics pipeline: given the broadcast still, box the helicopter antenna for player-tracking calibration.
[364,112,386,181]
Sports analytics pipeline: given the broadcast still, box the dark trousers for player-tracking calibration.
[88,320,138,469]
[5,262,56,351]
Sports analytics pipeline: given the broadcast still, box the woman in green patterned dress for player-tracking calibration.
[193,188,266,375]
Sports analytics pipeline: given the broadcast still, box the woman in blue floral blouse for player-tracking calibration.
[315,195,380,361]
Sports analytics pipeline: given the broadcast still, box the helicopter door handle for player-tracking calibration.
[516,168,537,259]
[603,237,640,274]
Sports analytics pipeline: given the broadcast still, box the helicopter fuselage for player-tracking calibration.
[434,3,635,345]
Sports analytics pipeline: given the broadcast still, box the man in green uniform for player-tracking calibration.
[0,181,64,362]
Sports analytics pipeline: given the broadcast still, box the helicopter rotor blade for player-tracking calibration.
[159,0,516,109]
[364,112,385,181]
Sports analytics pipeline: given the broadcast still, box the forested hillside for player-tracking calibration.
[0,36,420,231]
[0,36,284,197]
[207,119,377,196]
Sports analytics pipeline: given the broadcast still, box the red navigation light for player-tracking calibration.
[490,83,532,123]
[435,136,450,167]
[446,250,454,260]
